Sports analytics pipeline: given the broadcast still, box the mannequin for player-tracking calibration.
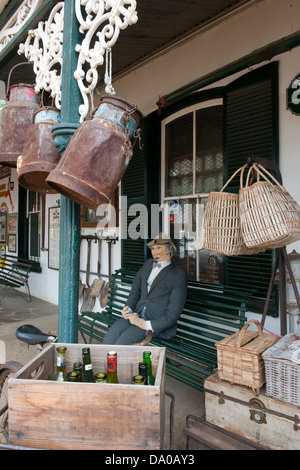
[102,233,188,345]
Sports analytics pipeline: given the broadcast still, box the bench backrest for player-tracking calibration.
[0,254,31,286]
[105,268,249,351]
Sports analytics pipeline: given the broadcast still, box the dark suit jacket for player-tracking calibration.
[125,258,188,339]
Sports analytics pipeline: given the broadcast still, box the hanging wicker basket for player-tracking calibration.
[239,163,300,249]
[201,165,264,256]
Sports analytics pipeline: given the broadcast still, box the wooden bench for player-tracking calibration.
[79,268,252,391]
[0,255,32,302]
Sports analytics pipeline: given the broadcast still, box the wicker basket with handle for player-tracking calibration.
[239,163,300,249]
[215,319,280,395]
[201,165,264,256]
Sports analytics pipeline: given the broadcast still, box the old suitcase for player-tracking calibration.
[205,371,300,450]
[215,319,279,394]
[8,343,166,450]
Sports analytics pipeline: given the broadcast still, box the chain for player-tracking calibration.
[124,105,143,151]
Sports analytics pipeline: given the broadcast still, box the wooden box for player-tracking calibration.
[8,343,166,450]
[205,371,300,450]
[215,319,279,394]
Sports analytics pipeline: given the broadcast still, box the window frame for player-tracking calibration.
[161,97,223,201]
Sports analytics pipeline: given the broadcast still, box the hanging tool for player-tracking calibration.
[78,236,85,301]
[100,238,113,308]
[80,237,92,312]
[86,236,105,310]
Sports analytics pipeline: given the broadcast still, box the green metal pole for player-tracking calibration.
[52,1,82,342]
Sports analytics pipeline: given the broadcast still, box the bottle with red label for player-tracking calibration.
[106,351,119,383]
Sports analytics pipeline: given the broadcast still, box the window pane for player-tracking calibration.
[195,105,223,193]
[167,198,224,283]
[165,113,193,197]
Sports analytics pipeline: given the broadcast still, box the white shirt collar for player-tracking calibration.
[152,260,171,269]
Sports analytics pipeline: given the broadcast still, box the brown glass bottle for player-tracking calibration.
[132,374,145,384]
[67,371,80,382]
[73,362,84,382]
[106,351,119,383]
[138,361,148,385]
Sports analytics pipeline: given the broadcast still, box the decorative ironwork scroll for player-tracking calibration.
[74,0,138,122]
[0,0,44,53]
[18,2,64,110]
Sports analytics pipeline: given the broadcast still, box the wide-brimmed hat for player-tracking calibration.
[147,232,177,253]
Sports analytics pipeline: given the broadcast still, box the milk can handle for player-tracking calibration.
[6,62,36,99]
[236,319,263,348]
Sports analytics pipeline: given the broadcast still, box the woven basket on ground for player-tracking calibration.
[239,163,300,249]
[201,164,265,256]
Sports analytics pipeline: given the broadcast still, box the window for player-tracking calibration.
[162,100,224,283]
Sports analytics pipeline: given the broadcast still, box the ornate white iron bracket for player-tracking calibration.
[74,0,138,122]
[18,0,138,121]
[0,0,44,53]
[18,2,64,110]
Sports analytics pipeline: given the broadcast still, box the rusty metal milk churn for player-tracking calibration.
[0,84,40,167]
[46,96,143,209]
[18,107,61,193]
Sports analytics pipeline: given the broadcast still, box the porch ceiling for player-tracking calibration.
[0,0,259,89]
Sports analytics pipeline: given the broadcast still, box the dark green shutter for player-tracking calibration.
[224,62,279,308]
[121,113,160,271]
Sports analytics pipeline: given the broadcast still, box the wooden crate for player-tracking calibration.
[8,343,166,450]
[215,320,279,394]
[205,371,300,450]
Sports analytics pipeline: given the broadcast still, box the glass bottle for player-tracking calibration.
[73,361,84,382]
[143,351,155,385]
[50,346,67,381]
[82,347,95,382]
[106,351,119,383]
[132,374,145,385]
[95,372,107,383]
[67,371,80,382]
[138,361,148,385]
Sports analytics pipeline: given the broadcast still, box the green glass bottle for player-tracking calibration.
[67,371,80,382]
[106,351,119,383]
[82,347,95,382]
[73,361,84,382]
[132,374,145,385]
[50,346,67,381]
[143,351,155,385]
[95,372,107,383]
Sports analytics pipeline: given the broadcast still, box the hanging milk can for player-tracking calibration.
[0,84,40,167]
[18,107,61,193]
[46,96,143,209]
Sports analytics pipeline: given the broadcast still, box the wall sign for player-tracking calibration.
[48,206,60,270]
[287,74,300,115]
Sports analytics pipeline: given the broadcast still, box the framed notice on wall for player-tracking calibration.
[48,206,60,270]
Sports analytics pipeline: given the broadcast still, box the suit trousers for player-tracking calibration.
[102,318,147,345]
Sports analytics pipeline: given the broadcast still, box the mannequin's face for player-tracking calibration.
[151,244,171,262]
